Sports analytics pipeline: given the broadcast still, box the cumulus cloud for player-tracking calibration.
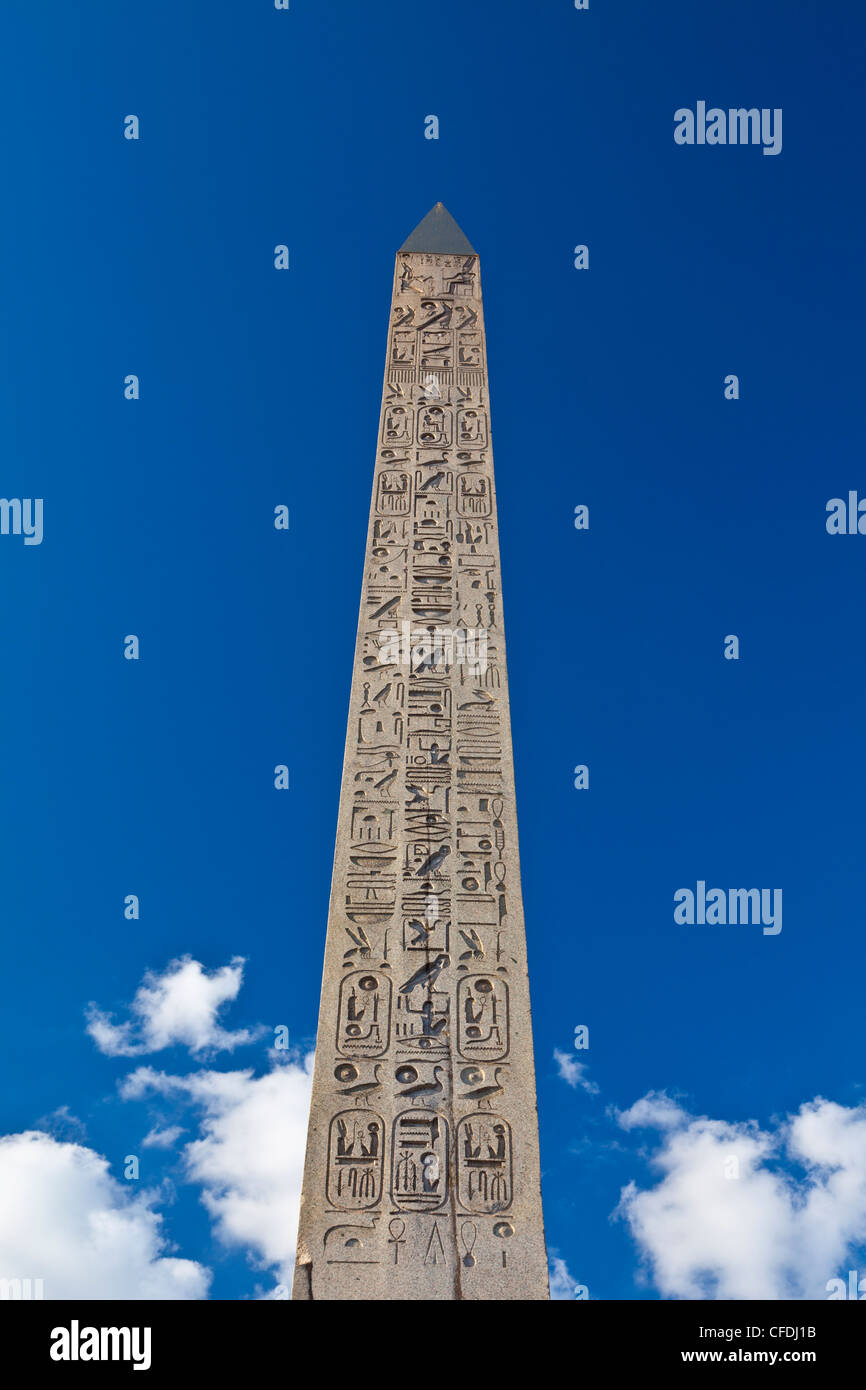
[615,1090,687,1132]
[86,957,262,1058]
[121,1054,314,1291]
[616,1093,866,1299]
[141,1125,185,1150]
[1,954,311,1300]
[554,1049,599,1094]
[549,1254,586,1299]
[35,1105,88,1144]
[0,1132,210,1299]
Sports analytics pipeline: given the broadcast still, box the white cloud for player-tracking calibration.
[121,1054,314,1291]
[2,955,310,1300]
[615,1090,687,1132]
[86,956,262,1058]
[35,1105,88,1144]
[554,1048,600,1094]
[549,1254,586,1299]
[0,1131,210,1300]
[616,1094,866,1299]
[141,1125,185,1150]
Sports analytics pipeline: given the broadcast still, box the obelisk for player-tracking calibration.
[293,205,549,1300]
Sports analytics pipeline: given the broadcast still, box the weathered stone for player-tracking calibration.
[293,206,549,1300]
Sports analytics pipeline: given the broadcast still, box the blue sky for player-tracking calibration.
[1,0,866,1300]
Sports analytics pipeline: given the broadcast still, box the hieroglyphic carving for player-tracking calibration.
[457,975,509,1060]
[336,972,392,1056]
[327,1111,384,1209]
[293,211,548,1299]
[391,1110,449,1210]
[457,1113,513,1214]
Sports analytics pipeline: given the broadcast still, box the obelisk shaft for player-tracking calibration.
[293,207,549,1300]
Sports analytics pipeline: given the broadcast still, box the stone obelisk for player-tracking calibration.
[293,205,549,1300]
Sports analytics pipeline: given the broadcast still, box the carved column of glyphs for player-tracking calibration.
[293,216,549,1300]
